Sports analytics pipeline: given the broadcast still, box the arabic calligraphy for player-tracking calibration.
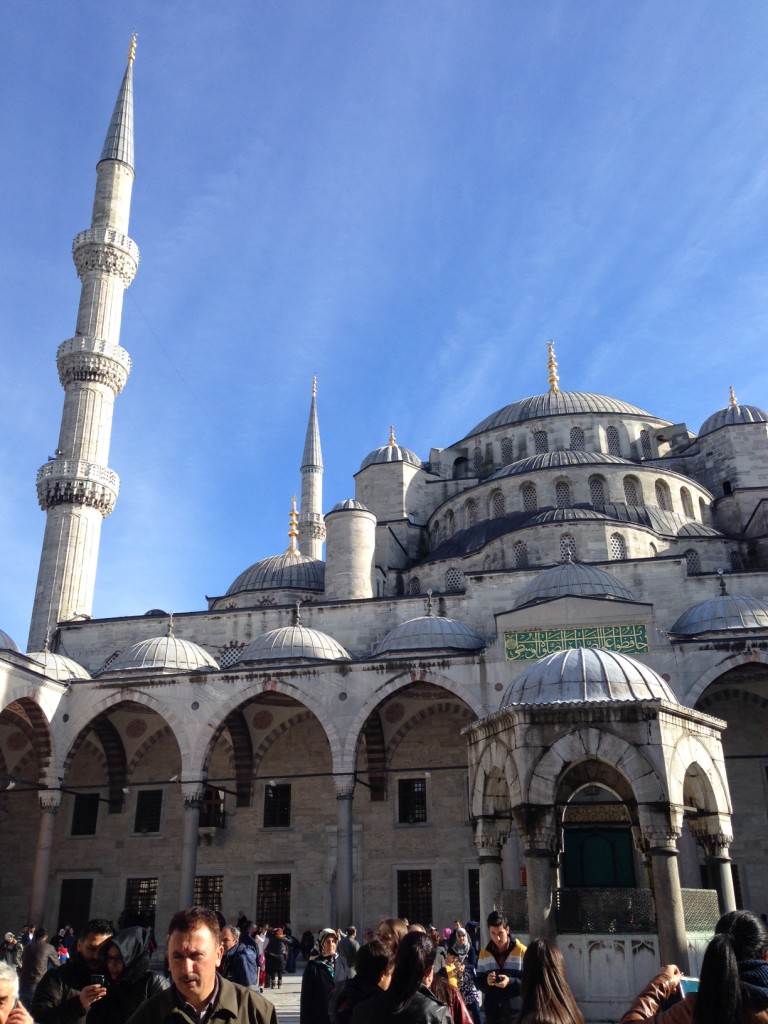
[504,623,648,660]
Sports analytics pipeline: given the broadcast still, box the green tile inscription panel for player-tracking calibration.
[504,623,648,660]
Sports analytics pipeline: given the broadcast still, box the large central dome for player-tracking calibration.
[463,391,655,439]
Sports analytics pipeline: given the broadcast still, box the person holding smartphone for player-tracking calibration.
[0,962,35,1024]
[30,918,113,1023]
[475,912,526,1024]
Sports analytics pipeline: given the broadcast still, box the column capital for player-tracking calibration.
[334,774,356,800]
[644,828,682,853]
[473,816,510,853]
[181,782,206,806]
[38,789,62,812]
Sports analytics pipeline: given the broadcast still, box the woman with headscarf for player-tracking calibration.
[87,926,168,1024]
[300,928,339,1024]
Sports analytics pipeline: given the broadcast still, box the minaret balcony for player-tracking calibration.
[57,336,132,394]
[36,459,120,515]
[72,227,139,286]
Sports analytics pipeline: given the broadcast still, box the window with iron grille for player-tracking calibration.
[445,568,463,592]
[681,488,694,518]
[264,783,291,828]
[534,431,549,454]
[218,642,246,669]
[194,875,223,911]
[589,476,606,506]
[640,430,653,459]
[501,437,514,466]
[560,534,577,562]
[398,778,428,824]
[397,869,432,924]
[514,542,529,568]
[570,427,585,451]
[472,447,483,475]
[199,788,226,829]
[134,790,162,834]
[556,481,571,508]
[124,877,157,918]
[409,577,421,595]
[465,499,478,526]
[655,481,669,510]
[257,874,291,925]
[71,793,100,836]
[491,491,505,518]
[606,426,620,456]
[623,477,639,505]
[522,483,537,512]
[685,549,701,576]
[610,533,626,560]
[730,551,744,571]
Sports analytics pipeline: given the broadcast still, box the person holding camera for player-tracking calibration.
[475,912,526,1024]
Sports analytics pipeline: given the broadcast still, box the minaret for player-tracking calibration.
[28,39,139,650]
[298,375,325,560]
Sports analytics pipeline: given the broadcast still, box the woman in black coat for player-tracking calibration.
[351,932,451,1024]
[301,929,339,1024]
[88,926,168,1024]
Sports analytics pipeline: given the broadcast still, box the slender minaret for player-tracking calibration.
[298,375,325,560]
[28,39,139,651]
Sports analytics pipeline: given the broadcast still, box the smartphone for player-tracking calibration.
[679,977,699,995]
[91,974,106,987]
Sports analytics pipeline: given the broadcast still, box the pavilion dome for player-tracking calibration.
[375,613,485,656]
[699,391,768,437]
[328,499,371,513]
[26,649,90,681]
[359,428,421,472]
[502,647,677,706]
[670,593,768,637]
[239,617,350,663]
[514,560,636,609]
[103,625,218,674]
[0,629,19,652]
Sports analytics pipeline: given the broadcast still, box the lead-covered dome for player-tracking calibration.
[359,428,421,472]
[375,614,485,655]
[240,619,350,663]
[465,392,655,439]
[670,593,768,636]
[226,550,325,596]
[502,647,676,705]
[102,625,218,674]
[328,499,371,513]
[489,451,632,479]
[514,560,636,609]
[0,629,19,652]
[27,649,90,681]
[699,392,768,437]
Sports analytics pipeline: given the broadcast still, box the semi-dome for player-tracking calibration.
[359,427,421,472]
[514,560,636,609]
[0,629,19,652]
[465,392,655,439]
[102,624,218,674]
[527,507,613,526]
[677,522,722,538]
[328,499,371,513]
[26,649,91,681]
[489,450,632,479]
[670,593,768,636]
[699,390,768,437]
[226,549,325,596]
[375,613,485,655]
[502,647,677,705]
[239,615,350,664]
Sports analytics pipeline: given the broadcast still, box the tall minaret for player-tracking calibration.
[28,39,139,651]
[298,375,325,560]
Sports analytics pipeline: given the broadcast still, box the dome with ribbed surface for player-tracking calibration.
[226,550,325,596]
[329,499,371,513]
[0,629,19,652]
[489,450,632,479]
[359,427,421,472]
[699,404,768,437]
[514,561,635,609]
[240,624,350,663]
[375,614,485,655]
[502,647,676,705]
[103,631,218,674]
[465,392,655,439]
[27,650,91,681]
[527,508,613,526]
[670,594,768,636]
[677,522,722,538]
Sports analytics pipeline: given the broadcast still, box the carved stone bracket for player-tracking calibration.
[72,229,139,287]
[36,459,119,516]
[57,337,132,395]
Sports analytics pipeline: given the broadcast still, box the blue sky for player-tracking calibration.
[1,2,767,648]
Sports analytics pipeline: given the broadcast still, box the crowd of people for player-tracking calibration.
[1,905,767,1024]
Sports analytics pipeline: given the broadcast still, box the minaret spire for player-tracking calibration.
[547,340,560,393]
[28,44,139,650]
[299,375,325,560]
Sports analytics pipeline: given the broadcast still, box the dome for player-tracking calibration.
[103,628,219,674]
[514,561,636,608]
[489,450,632,479]
[670,593,768,636]
[527,508,613,526]
[0,629,19,652]
[239,624,351,663]
[677,522,722,538]
[502,647,677,705]
[328,499,371,513]
[359,428,421,472]
[226,549,325,596]
[464,392,655,439]
[699,403,768,437]
[375,614,486,655]
[26,649,91,681]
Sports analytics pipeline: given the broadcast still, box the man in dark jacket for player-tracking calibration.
[87,927,168,1024]
[30,918,113,1023]
[19,930,59,1009]
[474,911,526,1024]
[220,926,258,989]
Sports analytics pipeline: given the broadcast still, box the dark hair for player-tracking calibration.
[356,940,395,986]
[33,927,48,940]
[167,906,221,943]
[518,939,584,1024]
[694,910,768,1024]
[377,918,408,950]
[487,910,508,929]
[83,919,114,939]
[388,932,437,1013]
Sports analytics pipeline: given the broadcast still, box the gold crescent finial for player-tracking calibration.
[389,426,396,447]
[128,33,137,64]
[547,340,560,394]
[729,385,738,407]
[287,497,299,553]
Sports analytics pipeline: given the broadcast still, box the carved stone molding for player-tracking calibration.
[57,337,132,395]
[334,774,356,799]
[473,817,510,852]
[643,828,682,852]
[37,460,119,516]
[72,229,139,287]
[39,789,62,812]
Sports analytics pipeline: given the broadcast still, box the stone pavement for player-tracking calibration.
[260,969,302,1024]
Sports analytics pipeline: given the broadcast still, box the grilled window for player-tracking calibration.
[264,783,291,828]
[194,875,223,911]
[397,869,432,924]
[134,791,162,834]
[71,793,100,836]
[398,778,428,824]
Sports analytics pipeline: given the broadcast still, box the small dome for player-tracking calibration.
[359,428,421,472]
[239,624,350,663]
[26,649,91,681]
[489,451,632,479]
[0,629,19,652]
[502,647,677,705]
[527,507,613,526]
[226,550,325,596]
[465,392,654,438]
[328,499,371,513]
[144,608,168,617]
[104,629,218,674]
[514,561,636,609]
[375,614,486,656]
[699,403,768,437]
[670,593,768,636]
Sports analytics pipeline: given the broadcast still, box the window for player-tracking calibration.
[589,476,606,506]
[556,480,571,508]
[398,778,427,824]
[194,875,223,911]
[71,793,100,836]
[606,426,620,456]
[134,790,162,834]
[522,482,537,512]
[610,533,626,560]
[560,533,577,562]
[685,549,701,576]
[199,787,225,829]
[681,488,694,518]
[699,497,708,522]
[534,431,549,454]
[397,869,432,924]
[465,499,478,527]
[445,509,454,534]
[445,568,463,592]
[472,447,483,475]
[570,427,585,451]
[501,437,514,466]
[640,430,652,459]
[491,491,505,518]
[408,577,421,595]
[264,783,291,828]
[513,541,529,568]
[730,551,744,572]
[124,878,157,922]
[655,480,669,510]
[623,477,639,505]
[650,543,658,557]
[257,874,291,925]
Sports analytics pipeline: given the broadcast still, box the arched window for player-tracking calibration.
[680,487,694,518]
[640,430,653,459]
[606,426,620,456]
[723,480,733,496]
[589,475,606,506]
[501,437,515,466]
[484,554,493,570]
[609,533,626,560]
[560,533,577,562]
[445,568,463,592]
[698,497,708,523]
[472,447,483,476]
[513,541,529,568]
[534,431,549,454]
[465,498,478,527]
[649,543,658,557]
[730,551,744,572]
[445,509,455,534]
[556,480,571,508]
[655,480,669,510]
[522,482,537,512]
[570,427,585,451]
[431,520,440,544]
[409,577,421,595]
[623,477,639,505]
[685,549,701,576]
[491,490,505,518]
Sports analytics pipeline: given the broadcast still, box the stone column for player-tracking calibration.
[473,817,510,919]
[518,811,558,941]
[646,830,689,973]
[178,784,204,909]
[29,790,61,926]
[696,830,737,915]
[335,775,356,927]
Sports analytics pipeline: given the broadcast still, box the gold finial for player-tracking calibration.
[312,374,317,398]
[389,426,396,447]
[729,386,738,407]
[128,33,137,64]
[287,497,299,553]
[547,340,560,393]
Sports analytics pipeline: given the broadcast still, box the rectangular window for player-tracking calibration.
[199,788,226,829]
[397,869,432,924]
[58,879,93,936]
[256,873,291,924]
[124,877,157,923]
[263,783,291,828]
[134,790,163,833]
[398,778,427,824]
[468,868,480,923]
[71,793,100,836]
[194,875,224,911]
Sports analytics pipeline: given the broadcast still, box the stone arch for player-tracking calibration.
[468,738,521,818]
[126,724,174,777]
[668,735,730,814]
[251,709,315,766]
[684,651,768,707]
[386,701,475,765]
[0,696,54,784]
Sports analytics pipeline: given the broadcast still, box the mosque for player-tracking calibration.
[2,41,768,1019]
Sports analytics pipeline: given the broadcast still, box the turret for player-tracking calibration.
[28,39,139,650]
[324,500,377,600]
[299,375,325,560]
